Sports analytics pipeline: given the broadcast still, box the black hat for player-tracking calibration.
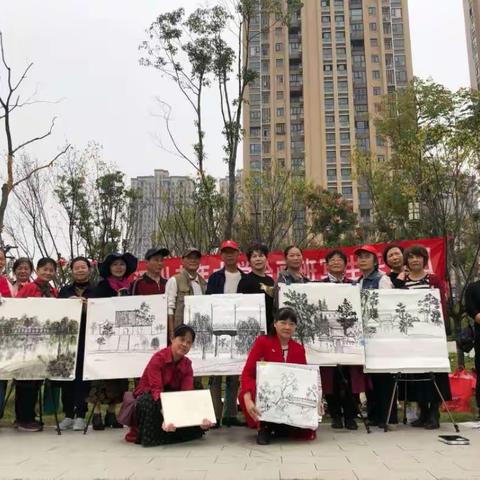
[145,247,170,260]
[98,252,138,279]
[173,324,196,342]
[182,247,201,258]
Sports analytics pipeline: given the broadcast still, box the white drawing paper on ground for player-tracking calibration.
[0,297,82,380]
[161,390,216,428]
[256,362,320,429]
[184,293,266,376]
[83,295,168,380]
[278,283,365,366]
[362,289,450,373]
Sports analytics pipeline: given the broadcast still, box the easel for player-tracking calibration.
[83,398,99,434]
[335,364,371,434]
[0,379,62,435]
[384,372,459,433]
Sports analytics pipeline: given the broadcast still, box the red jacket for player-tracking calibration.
[239,335,309,429]
[0,276,12,297]
[16,279,58,298]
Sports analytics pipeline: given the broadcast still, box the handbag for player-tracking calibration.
[457,323,475,353]
[117,391,137,426]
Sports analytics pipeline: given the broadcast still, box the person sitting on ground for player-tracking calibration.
[132,324,213,447]
[239,307,317,445]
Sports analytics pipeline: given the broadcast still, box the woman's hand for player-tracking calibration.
[162,422,176,432]
[245,398,261,422]
[200,418,214,430]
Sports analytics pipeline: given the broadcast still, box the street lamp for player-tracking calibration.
[408,201,420,222]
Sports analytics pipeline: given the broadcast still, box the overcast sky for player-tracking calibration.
[0,0,471,183]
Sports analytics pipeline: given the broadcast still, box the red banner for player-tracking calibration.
[138,237,446,283]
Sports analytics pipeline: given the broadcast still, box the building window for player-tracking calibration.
[263,142,271,154]
[326,132,336,145]
[327,168,337,180]
[250,110,261,120]
[276,74,284,84]
[275,26,282,36]
[336,47,346,57]
[323,47,333,59]
[322,16,331,24]
[291,105,303,116]
[370,38,378,47]
[384,38,393,50]
[275,123,285,135]
[276,58,284,67]
[277,141,285,151]
[341,167,351,178]
[350,9,363,21]
[373,86,381,96]
[324,81,334,93]
[324,64,333,72]
[394,38,405,49]
[339,114,349,126]
[334,0,343,6]
[325,97,334,109]
[340,132,350,144]
[335,15,344,24]
[250,143,261,154]
[372,70,380,80]
[276,107,284,117]
[395,54,406,66]
[337,63,347,72]
[369,22,377,31]
[340,149,350,161]
[321,0,330,6]
[250,127,260,137]
[336,31,345,41]
[276,91,284,100]
[338,97,349,108]
[250,159,261,170]
[392,23,404,34]
[392,8,402,19]
[371,54,380,63]
[396,70,408,83]
[325,114,335,126]
[376,135,385,146]
[342,185,353,197]
[275,43,283,52]
[368,6,376,16]
[327,149,336,163]
[322,31,332,41]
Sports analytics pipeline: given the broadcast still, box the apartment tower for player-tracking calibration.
[464,0,480,90]
[243,0,413,235]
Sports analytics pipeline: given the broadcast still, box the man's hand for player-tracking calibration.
[162,422,176,432]
[245,398,261,422]
[200,418,214,430]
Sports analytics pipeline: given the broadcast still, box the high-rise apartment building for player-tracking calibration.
[243,0,413,233]
[464,0,480,90]
[130,169,195,257]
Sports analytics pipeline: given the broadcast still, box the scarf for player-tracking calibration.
[34,278,53,297]
[73,281,90,297]
[107,276,130,293]
[327,272,345,283]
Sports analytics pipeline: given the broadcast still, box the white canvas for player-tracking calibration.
[184,294,266,376]
[0,297,83,380]
[161,390,216,428]
[278,283,365,366]
[256,362,320,429]
[362,289,450,373]
[83,295,168,380]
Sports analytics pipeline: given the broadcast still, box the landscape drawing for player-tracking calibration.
[83,295,167,380]
[0,298,82,380]
[184,293,266,376]
[362,289,450,373]
[278,283,365,366]
[256,362,320,430]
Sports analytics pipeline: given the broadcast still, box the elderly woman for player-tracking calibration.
[239,307,317,445]
[383,244,406,288]
[10,257,34,296]
[133,324,213,447]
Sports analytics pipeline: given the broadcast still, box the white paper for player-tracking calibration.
[184,294,267,375]
[278,283,365,366]
[161,389,216,428]
[363,289,450,373]
[83,295,168,380]
[0,297,83,380]
[256,362,320,429]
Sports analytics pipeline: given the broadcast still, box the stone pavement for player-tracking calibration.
[0,422,478,480]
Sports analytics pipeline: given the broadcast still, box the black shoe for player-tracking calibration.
[345,419,358,430]
[210,419,221,429]
[105,411,123,429]
[92,413,105,431]
[222,417,246,427]
[331,417,343,429]
[256,425,271,445]
[424,421,440,430]
[410,418,425,428]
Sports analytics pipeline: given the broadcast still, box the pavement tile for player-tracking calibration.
[278,465,320,480]
[314,457,351,470]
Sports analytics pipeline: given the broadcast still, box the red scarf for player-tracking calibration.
[107,276,130,293]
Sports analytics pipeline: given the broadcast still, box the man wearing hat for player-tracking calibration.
[165,248,207,338]
[206,240,246,427]
[131,247,170,296]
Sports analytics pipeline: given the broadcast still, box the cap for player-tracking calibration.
[220,240,239,252]
[182,247,202,258]
[173,324,196,342]
[354,244,378,257]
[145,247,170,260]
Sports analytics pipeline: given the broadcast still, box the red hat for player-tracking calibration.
[354,244,378,257]
[220,240,239,252]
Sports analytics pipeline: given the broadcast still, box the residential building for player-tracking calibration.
[243,0,413,236]
[464,0,480,90]
[130,170,195,257]
[219,170,244,203]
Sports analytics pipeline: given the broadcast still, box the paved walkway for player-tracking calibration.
[0,422,478,480]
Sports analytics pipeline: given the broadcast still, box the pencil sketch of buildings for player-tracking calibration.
[257,362,320,430]
[0,298,82,380]
[278,283,364,366]
[84,295,168,380]
[184,294,267,376]
[362,289,450,373]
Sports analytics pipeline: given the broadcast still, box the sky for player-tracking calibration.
[0,0,472,184]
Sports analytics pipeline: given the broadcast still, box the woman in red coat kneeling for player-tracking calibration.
[239,307,317,445]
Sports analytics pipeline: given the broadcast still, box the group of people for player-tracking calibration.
[0,239,454,447]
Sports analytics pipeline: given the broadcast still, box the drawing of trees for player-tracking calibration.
[96,336,106,350]
[136,301,155,328]
[336,299,358,335]
[235,317,262,354]
[314,311,330,339]
[395,302,414,334]
[188,312,213,360]
[417,292,442,325]
[96,321,114,350]
[283,290,316,346]
[361,290,379,323]
[151,337,160,349]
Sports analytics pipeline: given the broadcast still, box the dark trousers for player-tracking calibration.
[325,367,357,421]
[15,381,42,423]
[366,374,398,425]
[475,339,480,408]
[60,379,91,418]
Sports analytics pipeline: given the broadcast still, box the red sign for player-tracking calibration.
[138,237,446,282]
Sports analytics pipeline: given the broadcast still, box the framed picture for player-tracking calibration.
[161,390,216,428]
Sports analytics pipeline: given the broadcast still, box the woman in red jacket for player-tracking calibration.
[239,307,317,445]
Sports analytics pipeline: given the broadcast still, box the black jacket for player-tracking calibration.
[465,280,480,334]
[58,282,96,299]
[91,279,129,298]
[206,267,246,295]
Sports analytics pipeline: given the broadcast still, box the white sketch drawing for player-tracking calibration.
[0,298,83,380]
[362,289,450,373]
[161,390,216,428]
[184,294,266,376]
[256,362,320,430]
[278,283,365,366]
[83,295,168,380]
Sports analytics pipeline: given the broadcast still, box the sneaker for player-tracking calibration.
[73,417,86,431]
[59,417,75,431]
[256,425,271,445]
[345,419,358,430]
[331,417,344,429]
[17,421,43,432]
[92,413,105,431]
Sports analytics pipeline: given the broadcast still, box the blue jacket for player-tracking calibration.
[359,268,383,290]
[206,267,246,295]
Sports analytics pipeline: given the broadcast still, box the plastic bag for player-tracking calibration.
[441,369,476,413]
